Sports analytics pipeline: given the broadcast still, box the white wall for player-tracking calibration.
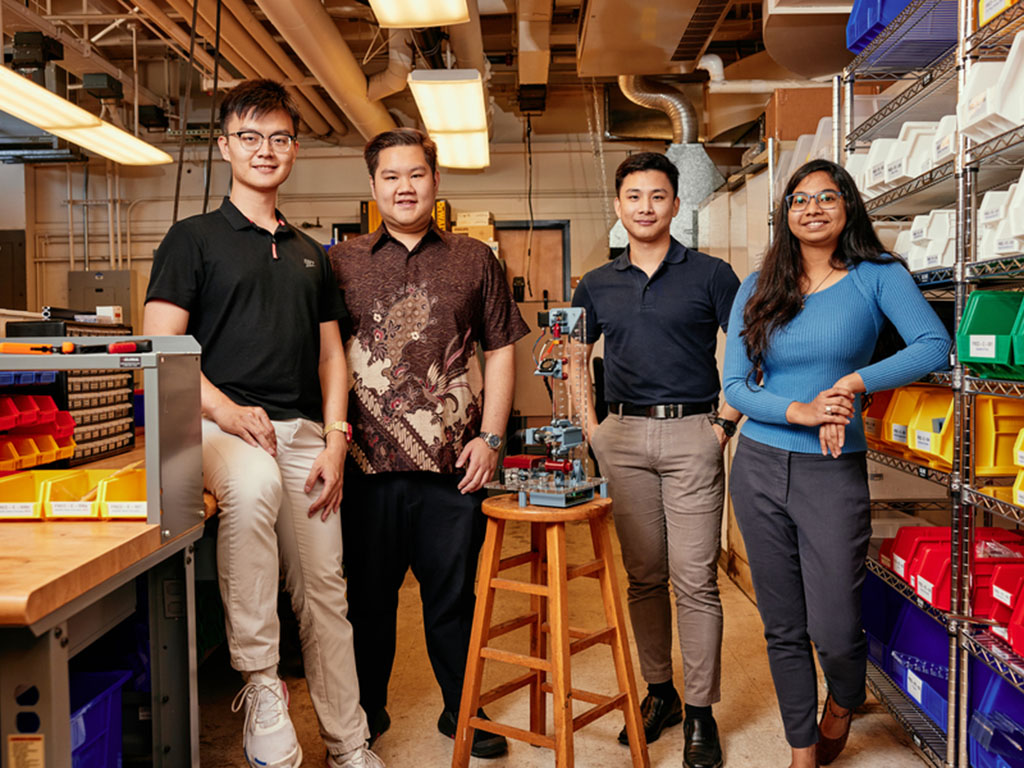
[0,165,26,229]
[24,136,663,312]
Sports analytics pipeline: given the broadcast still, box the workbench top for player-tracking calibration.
[0,520,162,627]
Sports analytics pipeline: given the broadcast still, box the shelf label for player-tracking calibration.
[870,163,886,183]
[1018,449,1024,466]
[894,554,906,577]
[914,431,934,453]
[981,0,1011,23]
[887,160,904,178]
[906,669,924,703]
[0,503,35,519]
[892,424,908,444]
[996,238,1021,254]
[925,252,941,267]
[970,335,997,359]
[968,92,987,120]
[912,225,928,240]
[7,734,44,768]
[1016,488,1024,507]
[105,502,147,519]
[48,501,94,518]
[917,576,934,603]
[865,416,879,435]
[935,135,952,158]
[994,625,1009,640]
[994,584,1014,606]
[984,207,1003,223]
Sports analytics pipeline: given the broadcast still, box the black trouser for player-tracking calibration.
[341,469,487,715]
[729,435,872,748]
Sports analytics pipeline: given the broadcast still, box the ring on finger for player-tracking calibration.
[825,405,832,414]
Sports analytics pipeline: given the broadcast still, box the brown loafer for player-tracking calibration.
[816,694,852,766]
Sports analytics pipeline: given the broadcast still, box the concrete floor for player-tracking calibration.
[199,519,928,768]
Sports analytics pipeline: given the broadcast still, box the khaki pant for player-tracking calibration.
[590,412,725,706]
[203,417,369,754]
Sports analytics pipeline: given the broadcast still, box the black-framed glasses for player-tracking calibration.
[785,189,843,211]
[227,130,296,153]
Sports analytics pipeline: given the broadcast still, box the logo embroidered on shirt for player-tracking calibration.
[303,258,316,268]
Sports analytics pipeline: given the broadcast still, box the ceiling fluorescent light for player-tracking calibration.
[408,68,490,169]
[0,66,172,166]
[368,0,469,28]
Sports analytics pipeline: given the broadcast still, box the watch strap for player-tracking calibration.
[323,420,352,442]
[711,417,737,437]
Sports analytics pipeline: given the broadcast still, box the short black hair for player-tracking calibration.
[218,79,299,135]
[614,152,679,199]
[364,128,438,177]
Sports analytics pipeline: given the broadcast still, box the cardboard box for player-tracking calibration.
[359,199,452,234]
[456,210,494,226]
[484,239,500,259]
[765,85,885,141]
[452,224,496,242]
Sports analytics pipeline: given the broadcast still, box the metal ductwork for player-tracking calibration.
[617,75,698,144]
[367,30,414,102]
[518,0,552,85]
[412,28,447,70]
[448,0,494,131]
[255,0,396,140]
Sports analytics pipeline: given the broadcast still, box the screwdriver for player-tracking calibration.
[0,340,153,354]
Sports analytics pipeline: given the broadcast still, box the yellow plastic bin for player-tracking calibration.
[0,437,42,471]
[98,470,147,520]
[54,434,76,461]
[980,485,1015,504]
[864,389,895,451]
[41,470,113,519]
[975,396,1024,476]
[882,386,937,459]
[21,434,59,466]
[1015,428,1024,467]
[908,389,954,470]
[0,471,48,520]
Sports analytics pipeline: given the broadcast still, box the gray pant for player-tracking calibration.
[590,412,725,706]
[729,435,871,748]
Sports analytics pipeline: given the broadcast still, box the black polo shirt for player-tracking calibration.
[146,198,347,422]
[572,238,740,406]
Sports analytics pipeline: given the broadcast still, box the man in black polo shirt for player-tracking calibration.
[145,80,380,768]
[573,152,740,768]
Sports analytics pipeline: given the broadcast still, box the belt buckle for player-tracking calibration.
[650,404,669,419]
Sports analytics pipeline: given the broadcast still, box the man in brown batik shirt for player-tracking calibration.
[329,128,528,760]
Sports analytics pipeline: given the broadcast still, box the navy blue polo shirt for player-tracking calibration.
[572,238,740,406]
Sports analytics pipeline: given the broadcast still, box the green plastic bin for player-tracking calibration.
[957,291,1024,380]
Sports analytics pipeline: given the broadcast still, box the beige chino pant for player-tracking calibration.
[203,417,369,754]
[590,412,725,706]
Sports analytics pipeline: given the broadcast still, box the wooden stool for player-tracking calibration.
[452,494,649,768]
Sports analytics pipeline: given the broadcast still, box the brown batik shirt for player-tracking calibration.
[329,223,529,475]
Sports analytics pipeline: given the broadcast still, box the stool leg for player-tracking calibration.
[452,516,505,768]
[546,522,574,768]
[530,521,547,737]
[591,516,650,768]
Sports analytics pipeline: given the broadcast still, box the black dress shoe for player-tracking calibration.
[618,690,683,745]
[437,708,508,759]
[684,717,723,768]
[366,708,390,749]
[816,694,852,766]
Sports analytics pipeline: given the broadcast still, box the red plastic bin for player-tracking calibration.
[891,527,950,585]
[0,398,18,431]
[912,535,1024,612]
[11,395,41,427]
[11,410,76,439]
[989,563,1024,643]
[879,537,896,570]
[31,395,57,424]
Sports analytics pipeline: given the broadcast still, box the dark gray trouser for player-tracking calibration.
[729,435,871,748]
[590,412,725,707]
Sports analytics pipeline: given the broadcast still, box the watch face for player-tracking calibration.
[483,433,501,449]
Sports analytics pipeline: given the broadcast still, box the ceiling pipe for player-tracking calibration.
[130,0,218,74]
[448,0,493,132]
[697,53,725,82]
[164,0,336,137]
[412,27,446,69]
[618,74,698,144]
[219,0,348,135]
[255,0,396,140]
[517,0,551,85]
[367,29,413,102]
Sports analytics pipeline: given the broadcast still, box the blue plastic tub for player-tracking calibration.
[846,0,913,52]
[862,568,905,666]
[0,371,14,386]
[889,600,950,732]
[970,658,1024,768]
[70,670,132,768]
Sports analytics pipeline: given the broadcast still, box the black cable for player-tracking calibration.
[525,114,535,299]
[172,0,200,223]
[202,0,223,214]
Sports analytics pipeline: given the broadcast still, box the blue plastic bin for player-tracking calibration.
[889,601,949,732]
[970,658,1024,768]
[70,670,131,768]
[846,0,913,52]
[0,371,14,386]
[862,568,905,666]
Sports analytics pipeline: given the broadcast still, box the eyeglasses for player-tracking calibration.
[786,189,842,211]
[227,130,296,153]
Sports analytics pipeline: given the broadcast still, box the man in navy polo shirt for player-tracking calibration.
[573,152,741,768]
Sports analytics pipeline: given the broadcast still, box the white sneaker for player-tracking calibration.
[326,745,386,768]
[231,679,303,768]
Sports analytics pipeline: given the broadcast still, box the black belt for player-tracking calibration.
[606,402,714,419]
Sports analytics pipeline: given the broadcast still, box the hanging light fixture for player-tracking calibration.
[368,0,469,28]
[0,66,173,166]
[408,69,489,169]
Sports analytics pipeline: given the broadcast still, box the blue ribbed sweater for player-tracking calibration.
[723,260,951,454]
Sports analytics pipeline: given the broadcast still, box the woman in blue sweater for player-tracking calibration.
[723,159,949,768]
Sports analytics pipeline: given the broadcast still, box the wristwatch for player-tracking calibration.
[323,420,353,442]
[479,431,503,450]
[711,417,737,438]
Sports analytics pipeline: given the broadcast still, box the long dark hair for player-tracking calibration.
[740,159,900,381]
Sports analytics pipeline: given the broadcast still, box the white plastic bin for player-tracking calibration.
[922,210,956,268]
[959,61,1017,142]
[892,228,913,260]
[932,115,958,166]
[908,242,929,272]
[846,153,869,197]
[808,116,834,161]
[1007,172,1024,240]
[886,122,939,186]
[866,138,901,194]
[911,214,932,244]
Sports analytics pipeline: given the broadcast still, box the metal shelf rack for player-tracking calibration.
[867,662,948,768]
[867,449,952,485]
[962,631,1024,697]
[867,557,951,624]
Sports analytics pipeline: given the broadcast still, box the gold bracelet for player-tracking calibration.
[323,420,352,442]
